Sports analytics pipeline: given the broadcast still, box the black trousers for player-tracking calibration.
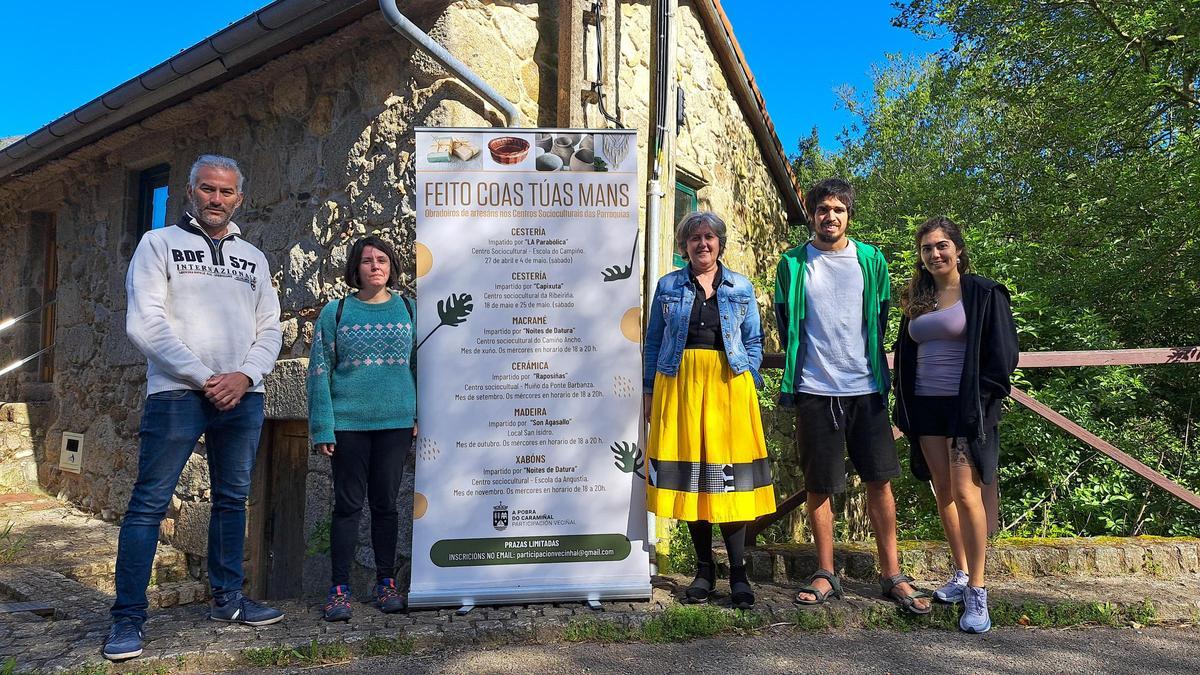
[330,428,412,587]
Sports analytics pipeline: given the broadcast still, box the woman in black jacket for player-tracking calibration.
[893,217,1018,634]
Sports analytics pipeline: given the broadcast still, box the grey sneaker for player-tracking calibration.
[959,585,992,634]
[934,569,969,604]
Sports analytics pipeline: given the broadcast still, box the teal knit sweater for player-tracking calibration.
[306,293,416,445]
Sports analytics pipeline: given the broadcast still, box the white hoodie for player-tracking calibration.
[125,212,282,395]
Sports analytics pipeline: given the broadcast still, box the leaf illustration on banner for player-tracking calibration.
[601,230,638,282]
[416,292,474,350]
[611,441,644,479]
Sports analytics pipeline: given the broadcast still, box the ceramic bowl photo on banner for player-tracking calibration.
[487,136,531,165]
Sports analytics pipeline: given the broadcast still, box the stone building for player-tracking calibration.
[0,0,803,598]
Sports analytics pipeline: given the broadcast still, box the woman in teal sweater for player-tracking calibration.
[307,236,416,621]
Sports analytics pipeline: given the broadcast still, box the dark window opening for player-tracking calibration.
[136,164,171,237]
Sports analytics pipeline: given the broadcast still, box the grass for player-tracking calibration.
[852,599,1159,631]
[792,608,838,630]
[242,636,414,668]
[64,666,110,675]
[1,657,28,675]
[242,639,350,668]
[1141,557,1166,577]
[361,635,415,657]
[0,521,28,565]
[564,605,764,643]
[990,599,1157,628]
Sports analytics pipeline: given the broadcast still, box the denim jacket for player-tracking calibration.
[643,264,764,393]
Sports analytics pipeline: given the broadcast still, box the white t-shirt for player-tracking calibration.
[799,240,876,396]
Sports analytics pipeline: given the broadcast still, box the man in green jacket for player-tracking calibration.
[774,178,930,614]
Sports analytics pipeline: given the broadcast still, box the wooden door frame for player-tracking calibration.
[32,212,57,382]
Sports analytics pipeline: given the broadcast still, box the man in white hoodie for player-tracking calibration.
[104,155,283,662]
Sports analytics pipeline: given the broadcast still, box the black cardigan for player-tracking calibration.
[892,274,1019,485]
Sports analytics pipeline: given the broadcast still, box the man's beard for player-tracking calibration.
[815,229,843,244]
[191,200,231,229]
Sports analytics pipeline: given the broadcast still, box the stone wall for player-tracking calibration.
[0,403,45,491]
[673,1,790,303]
[610,0,791,328]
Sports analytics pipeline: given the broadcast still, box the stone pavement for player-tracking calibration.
[4,568,1200,673]
[3,493,1200,673]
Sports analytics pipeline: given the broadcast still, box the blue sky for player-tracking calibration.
[2,1,944,155]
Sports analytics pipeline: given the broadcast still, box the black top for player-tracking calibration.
[893,274,1020,485]
[685,263,725,351]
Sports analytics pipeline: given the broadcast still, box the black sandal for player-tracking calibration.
[730,567,754,610]
[683,564,715,604]
[880,573,933,615]
[794,569,843,605]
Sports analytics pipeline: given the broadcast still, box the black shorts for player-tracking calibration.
[794,392,900,494]
[909,395,961,438]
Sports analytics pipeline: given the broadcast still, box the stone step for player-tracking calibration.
[146,579,211,609]
[742,536,1200,584]
[1,494,201,605]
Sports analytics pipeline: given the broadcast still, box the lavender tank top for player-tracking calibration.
[908,300,966,396]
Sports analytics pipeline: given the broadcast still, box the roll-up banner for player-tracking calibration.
[410,128,649,608]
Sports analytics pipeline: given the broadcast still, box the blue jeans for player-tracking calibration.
[111,390,265,623]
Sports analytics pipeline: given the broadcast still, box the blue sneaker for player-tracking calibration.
[373,578,406,614]
[102,619,144,661]
[934,569,969,604]
[959,585,992,633]
[324,584,352,622]
[210,591,284,626]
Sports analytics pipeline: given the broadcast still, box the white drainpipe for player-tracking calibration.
[378,0,523,127]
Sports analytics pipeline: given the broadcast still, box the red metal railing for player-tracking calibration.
[748,347,1200,541]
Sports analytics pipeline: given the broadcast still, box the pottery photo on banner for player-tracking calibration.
[536,151,563,172]
[551,136,576,164]
[570,148,595,172]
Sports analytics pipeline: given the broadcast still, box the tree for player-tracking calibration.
[826,0,1200,537]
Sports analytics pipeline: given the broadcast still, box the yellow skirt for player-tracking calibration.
[646,349,776,523]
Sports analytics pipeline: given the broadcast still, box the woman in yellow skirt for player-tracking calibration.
[643,211,776,609]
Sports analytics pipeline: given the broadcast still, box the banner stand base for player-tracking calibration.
[409,581,652,610]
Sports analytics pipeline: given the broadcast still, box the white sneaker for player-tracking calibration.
[959,585,992,634]
[934,569,969,604]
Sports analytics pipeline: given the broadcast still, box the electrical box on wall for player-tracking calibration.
[59,432,83,473]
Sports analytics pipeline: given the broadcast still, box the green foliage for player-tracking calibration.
[306,514,332,556]
[659,520,698,575]
[812,0,1200,539]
